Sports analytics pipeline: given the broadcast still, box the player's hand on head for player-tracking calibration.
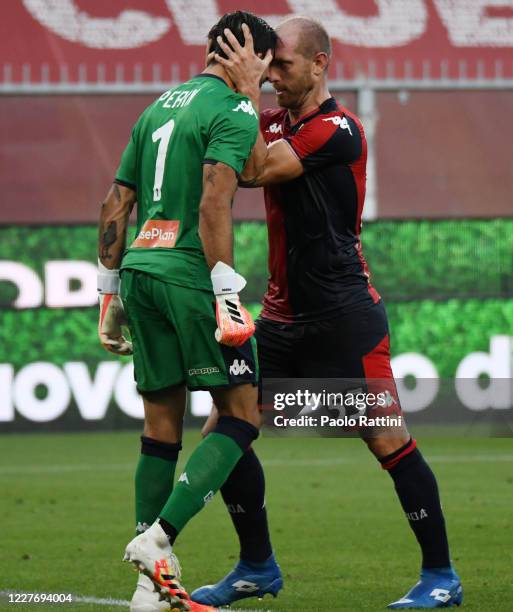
[215,23,273,93]
[98,293,133,356]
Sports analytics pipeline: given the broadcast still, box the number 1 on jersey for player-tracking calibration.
[152,119,175,201]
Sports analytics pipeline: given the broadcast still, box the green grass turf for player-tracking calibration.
[1,432,512,611]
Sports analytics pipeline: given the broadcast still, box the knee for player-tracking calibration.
[143,423,181,444]
[143,410,182,443]
[211,384,261,429]
[364,434,411,461]
[228,405,262,430]
[141,386,185,443]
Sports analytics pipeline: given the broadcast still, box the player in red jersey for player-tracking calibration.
[192,18,462,610]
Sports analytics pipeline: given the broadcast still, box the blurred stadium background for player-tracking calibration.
[1,2,513,610]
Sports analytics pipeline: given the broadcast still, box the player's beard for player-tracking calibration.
[275,80,315,113]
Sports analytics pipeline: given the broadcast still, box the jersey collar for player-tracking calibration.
[193,73,229,87]
[286,97,338,133]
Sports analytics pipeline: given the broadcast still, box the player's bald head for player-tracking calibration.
[276,16,332,66]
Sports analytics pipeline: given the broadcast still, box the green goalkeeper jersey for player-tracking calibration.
[116,74,259,291]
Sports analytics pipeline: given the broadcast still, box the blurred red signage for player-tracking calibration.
[1,1,513,83]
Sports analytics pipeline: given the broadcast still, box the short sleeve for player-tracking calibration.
[204,97,259,174]
[285,113,362,173]
[115,126,138,189]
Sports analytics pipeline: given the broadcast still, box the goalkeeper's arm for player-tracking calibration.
[198,162,255,347]
[98,182,135,269]
[97,182,136,355]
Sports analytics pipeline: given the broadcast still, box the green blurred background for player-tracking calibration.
[1,220,512,379]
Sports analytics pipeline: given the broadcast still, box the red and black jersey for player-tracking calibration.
[260,97,380,323]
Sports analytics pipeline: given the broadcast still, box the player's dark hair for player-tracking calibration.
[207,11,277,61]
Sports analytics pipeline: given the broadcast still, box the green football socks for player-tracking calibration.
[159,417,259,536]
[135,437,182,534]
[159,432,243,532]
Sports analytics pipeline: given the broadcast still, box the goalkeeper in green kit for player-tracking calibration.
[96,12,277,612]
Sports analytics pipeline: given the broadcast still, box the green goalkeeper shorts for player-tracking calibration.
[120,269,258,393]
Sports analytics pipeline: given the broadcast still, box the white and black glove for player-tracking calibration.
[211,261,255,347]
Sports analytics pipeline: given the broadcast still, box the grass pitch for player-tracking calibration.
[1,431,512,611]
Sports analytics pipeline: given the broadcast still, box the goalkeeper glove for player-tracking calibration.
[211,261,255,347]
[97,261,133,356]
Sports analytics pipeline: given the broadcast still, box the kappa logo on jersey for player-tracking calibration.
[229,359,253,376]
[178,472,189,485]
[132,220,180,249]
[384,389,398,407]
[266,122,283,135]
[232,580,259,593]
[232,100,257,117]
[323,115,353,135]
[204,490,215,505]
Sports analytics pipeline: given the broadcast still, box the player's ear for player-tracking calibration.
[313,52,329,76]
